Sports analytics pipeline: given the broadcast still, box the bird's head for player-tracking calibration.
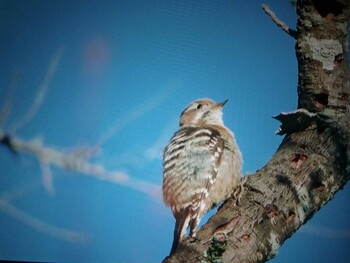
[179,98,228,127]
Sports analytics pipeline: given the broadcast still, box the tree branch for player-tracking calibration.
[164,0,350,262]
[0,198,89,243]
[164,116,350,262]
[0,130,161,199]
[262,4,298,39]
[9,47,64,133]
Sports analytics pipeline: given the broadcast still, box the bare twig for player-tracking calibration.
[0,179,42,202]
[262,4,297,39]
[3,132,161,199]
[0,198,89,243]
[39,156,55,194]
[96,84,176,148]
[9,47,64,133]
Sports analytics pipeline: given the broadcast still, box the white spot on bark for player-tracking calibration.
[296,185,312,222]
[306,36,342,70]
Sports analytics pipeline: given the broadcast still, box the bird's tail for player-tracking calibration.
[169,209,191,256]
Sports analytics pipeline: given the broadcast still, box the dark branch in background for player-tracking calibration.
[262,4,298,39]
[164,1,350,262]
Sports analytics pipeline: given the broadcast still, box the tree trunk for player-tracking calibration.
[163,0,350,262]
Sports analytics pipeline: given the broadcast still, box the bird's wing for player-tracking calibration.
[163,126,225,255]
[162,126,225,213]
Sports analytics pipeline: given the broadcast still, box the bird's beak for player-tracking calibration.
[217,99,228,108]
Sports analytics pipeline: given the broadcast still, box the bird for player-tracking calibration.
[162,98,242,255]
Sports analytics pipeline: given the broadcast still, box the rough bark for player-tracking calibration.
[163,0,350,262]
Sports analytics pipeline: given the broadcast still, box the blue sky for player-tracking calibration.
[0,0,349,262]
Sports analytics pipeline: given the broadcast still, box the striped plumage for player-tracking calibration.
[162,98,242,255]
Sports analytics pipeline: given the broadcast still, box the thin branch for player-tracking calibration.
[0,130,162,243]
[96,84,177,148]
[9,47,64,133]
[262,4,297,39]
[0,198,89,243]
[39,157,55,194]
[0,131,161,199]
[0,179,42,203]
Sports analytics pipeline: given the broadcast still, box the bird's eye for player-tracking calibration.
[197,104,203,109]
